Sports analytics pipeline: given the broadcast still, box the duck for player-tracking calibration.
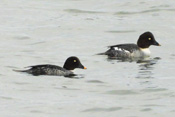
[100,32,161,58]
[15,56,86,76]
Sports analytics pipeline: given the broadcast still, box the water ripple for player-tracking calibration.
[0,96,13,100]
[141,88,168,92]
[105,90,139,95]
[140,108,152,111]
[64,9,104,14]
[82,107,122,112]
[106,30,136,33]
[14,35,30,40]
[86,80,104,84]
[142,104,164,107]
[115,9,175,15]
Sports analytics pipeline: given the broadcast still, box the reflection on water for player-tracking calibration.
[65,74,85,79]
[106,57,134,63]
[107,56,161,79]
[136,57,161,79]
[107,56,152,63]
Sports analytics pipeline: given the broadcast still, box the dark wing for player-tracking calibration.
[108,43,139,53]
[27,64,63,70]
[22,64,72,76]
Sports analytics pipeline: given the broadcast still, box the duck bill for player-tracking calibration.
[153,41,161,46]
[78,64,87,69]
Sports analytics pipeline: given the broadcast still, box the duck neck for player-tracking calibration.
[63,64,74,70]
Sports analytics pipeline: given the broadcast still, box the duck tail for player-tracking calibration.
[96,52,106,55]
[13,69,28,72]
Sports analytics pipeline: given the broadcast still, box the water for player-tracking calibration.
[0,0,175,116]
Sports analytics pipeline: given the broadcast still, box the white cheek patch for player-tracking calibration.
[113,47,130,53]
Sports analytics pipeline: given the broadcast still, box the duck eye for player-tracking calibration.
[148,38,151,40]
[74,60,76,62]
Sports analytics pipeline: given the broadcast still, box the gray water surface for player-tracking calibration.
[0,0,175,117]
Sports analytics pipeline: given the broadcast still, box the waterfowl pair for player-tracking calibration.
[16,32,161,76]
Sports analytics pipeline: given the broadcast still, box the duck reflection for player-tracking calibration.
[65,74,85,79]
[106,56,161,79]
[136,57,161,79]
